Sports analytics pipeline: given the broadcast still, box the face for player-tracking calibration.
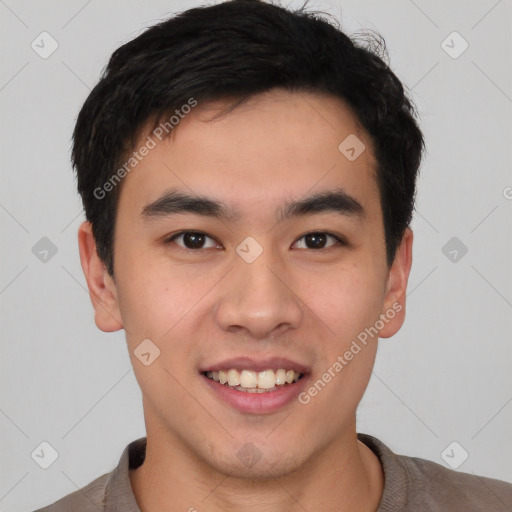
[79,89,412,478]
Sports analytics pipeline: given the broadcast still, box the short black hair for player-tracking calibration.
[72,0,424,276]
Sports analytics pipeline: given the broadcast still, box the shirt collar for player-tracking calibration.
[104,437,146,511]
[357,433,408,511]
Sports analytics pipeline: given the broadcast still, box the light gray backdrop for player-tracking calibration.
[1,0,511,510]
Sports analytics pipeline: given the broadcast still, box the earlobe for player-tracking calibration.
[379,228,413,338]
[77,221,123,332]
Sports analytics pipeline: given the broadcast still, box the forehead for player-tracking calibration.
[117,89,380,224]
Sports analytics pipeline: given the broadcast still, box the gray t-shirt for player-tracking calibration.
[34,433,512,511]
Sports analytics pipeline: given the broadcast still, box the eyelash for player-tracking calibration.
[165,231,346,252]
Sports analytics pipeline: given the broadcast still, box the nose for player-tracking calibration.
[215,249,304,339]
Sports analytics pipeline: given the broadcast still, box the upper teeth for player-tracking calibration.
[205,369,301,390]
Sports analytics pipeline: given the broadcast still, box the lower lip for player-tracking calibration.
[201,374,309,414]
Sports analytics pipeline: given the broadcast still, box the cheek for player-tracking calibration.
[114,248,220,369]
[299,263,385,342]
[114,239,178,325]
[115,266,195,398]
[116,272,185,340]
[297,269,382,427]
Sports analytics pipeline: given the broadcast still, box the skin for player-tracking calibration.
[78,89,413,512]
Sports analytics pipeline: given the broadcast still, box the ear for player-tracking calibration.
[378,228,413,338]
[77,221,123,332]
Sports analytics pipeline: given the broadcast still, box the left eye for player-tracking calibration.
[293,232,343,250]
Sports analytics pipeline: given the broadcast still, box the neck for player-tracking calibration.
[130,423,383,512]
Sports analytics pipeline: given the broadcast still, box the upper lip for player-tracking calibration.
[199,356,310,374]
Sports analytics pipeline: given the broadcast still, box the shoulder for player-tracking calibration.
[32,437,146,511]
[32,472,110,512]
[401,452,512,510]
[358,433,512,511]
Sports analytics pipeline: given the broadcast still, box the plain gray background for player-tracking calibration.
[1,0,511,510]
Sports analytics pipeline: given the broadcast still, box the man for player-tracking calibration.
[35,0,512,510]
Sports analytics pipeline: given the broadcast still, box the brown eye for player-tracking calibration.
[168,231,219,250]
[293,232,343,250]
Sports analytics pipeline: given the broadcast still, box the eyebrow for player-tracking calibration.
[141,187,365,223]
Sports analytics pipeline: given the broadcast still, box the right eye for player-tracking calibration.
[166,231,221,251]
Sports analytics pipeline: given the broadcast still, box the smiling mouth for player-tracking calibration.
[202,369,305,393]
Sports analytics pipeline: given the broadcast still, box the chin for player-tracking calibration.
[204,441,310,481]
